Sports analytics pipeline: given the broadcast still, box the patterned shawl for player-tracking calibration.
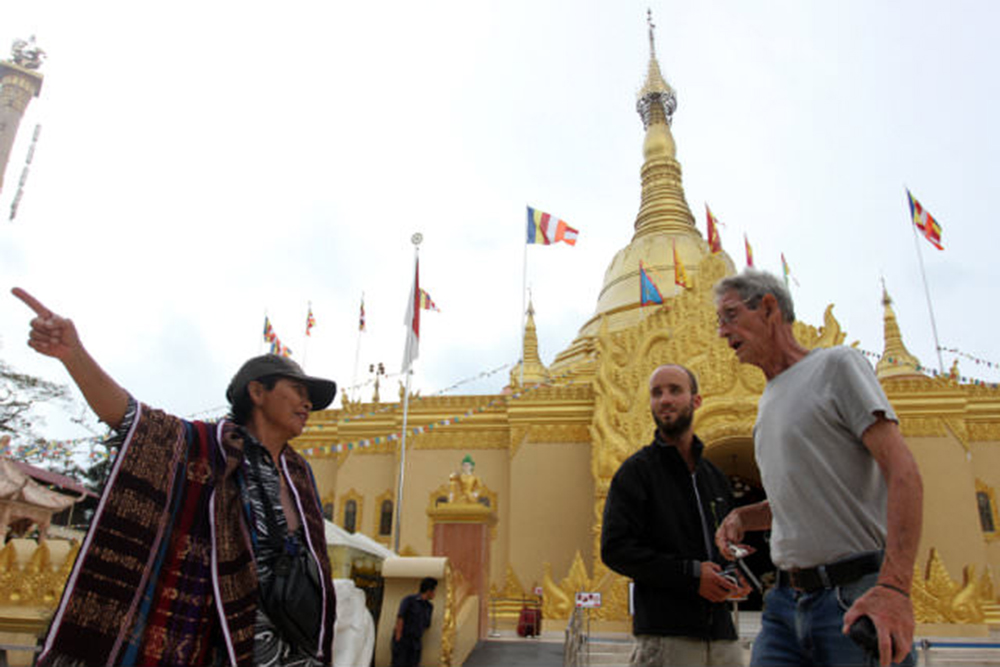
[37,404,336,666]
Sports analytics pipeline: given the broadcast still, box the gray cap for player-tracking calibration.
[226,354,337,411]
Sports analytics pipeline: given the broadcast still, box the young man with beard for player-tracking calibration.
[601,364,748,666]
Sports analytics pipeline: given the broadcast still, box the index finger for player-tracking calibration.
[11,287,53,318]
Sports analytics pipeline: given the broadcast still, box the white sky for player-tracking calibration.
[1,1,998,447]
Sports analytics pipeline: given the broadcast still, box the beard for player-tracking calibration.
[653,401,695,439]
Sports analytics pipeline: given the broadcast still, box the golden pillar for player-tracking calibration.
[0,59,44,193]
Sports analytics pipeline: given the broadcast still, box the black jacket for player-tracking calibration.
[600,432,737,639]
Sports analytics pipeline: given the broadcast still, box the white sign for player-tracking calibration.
[575,592,602,608]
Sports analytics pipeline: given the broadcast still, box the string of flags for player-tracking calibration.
[857,348,998,388]
[9,124,41,222]
[937,347,998,371]
[301,359,596,456]
[337,362,513,424]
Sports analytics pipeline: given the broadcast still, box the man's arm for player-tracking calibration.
[714,499,771,559]
[394,616,405,642]
[12,288,129,428]
[842,415,923,667]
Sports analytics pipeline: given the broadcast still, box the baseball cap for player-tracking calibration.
[226,354,337,411]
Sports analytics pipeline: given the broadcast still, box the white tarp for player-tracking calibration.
[324,520,395,559]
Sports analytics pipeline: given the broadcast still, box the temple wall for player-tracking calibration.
[907,435,988,579]
[396,448,510,587]
[508,440,592,590]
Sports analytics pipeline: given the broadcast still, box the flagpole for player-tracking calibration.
[908,209,946,375]
[520,233,528,387]
[394,234,421,553]
[302,302,311,371]
[352,292,364,401]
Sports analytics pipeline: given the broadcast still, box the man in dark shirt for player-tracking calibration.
[391,577,437,667]
[601,364,748,666]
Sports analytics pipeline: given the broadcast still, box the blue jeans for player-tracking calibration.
[751,572,915,666]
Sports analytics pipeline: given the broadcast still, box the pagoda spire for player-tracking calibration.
[511,299,550,387]
[632,9,697,241]
[876,281,923,380]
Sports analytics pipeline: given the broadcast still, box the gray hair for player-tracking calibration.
[713,269,796,323]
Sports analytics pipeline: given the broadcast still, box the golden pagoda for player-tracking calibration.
[294,12,1000,636]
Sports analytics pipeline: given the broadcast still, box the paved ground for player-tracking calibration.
[463,638,565,667]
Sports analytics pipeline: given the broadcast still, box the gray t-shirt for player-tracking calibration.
[755,346,895,569]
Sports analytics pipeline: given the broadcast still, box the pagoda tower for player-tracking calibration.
[552,13,735,370]
[876,283,923,380]
[0,37,44,193]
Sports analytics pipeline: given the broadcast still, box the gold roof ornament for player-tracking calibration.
[510,299,551,388]
[876,281,924,380]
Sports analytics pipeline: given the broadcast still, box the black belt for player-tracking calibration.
[778,552,882,592]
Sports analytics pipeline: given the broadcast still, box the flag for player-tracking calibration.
[673,240,690,289]
[907,190,944,250]
[263,316,276,343]
[419,288,440,312]
[639,261,664,305]
[305,304,316,336]
[744,234,754,267]
[359,297,366,332]
[270,339,292,357]
[402,259,420,372]
[527,206,579,246]
[705,204,723,253]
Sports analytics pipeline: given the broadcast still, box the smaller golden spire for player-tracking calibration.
[510,298,550,388]
[876,280,923,380]
[636,8,676,129]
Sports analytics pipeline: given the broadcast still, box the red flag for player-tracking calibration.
[744,234,754,267]
[705,204,722,253]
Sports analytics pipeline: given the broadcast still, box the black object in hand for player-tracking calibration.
[847,615,881,659]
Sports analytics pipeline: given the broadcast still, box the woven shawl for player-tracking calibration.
[37,404,336,666]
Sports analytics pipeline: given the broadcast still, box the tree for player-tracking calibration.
[0,358,70,441]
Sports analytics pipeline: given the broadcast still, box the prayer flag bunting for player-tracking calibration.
[907,190,943,250]
[526,206,579,246]
[705,204,723,254]
[639,261,664,305]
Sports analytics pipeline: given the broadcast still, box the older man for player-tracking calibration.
[712,271,922,667]
[602,364,748,666]
[13,288,337,666]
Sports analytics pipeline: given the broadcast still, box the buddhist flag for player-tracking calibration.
[907,190,943,250]
[744,234,755,267]
[402,259,420,373]
[527,206,579,246]
[305,303,316,336]
[263,316,276,343]
[419,288,440,312]
[781,253,800,288]
[359,297,366,332]
[705,204,723,253]
[639,261,664,305]
[673,240,690,289]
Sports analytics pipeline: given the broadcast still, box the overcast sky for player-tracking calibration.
[1,1,997,448]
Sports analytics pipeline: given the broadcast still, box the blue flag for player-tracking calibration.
[639,261,663,305]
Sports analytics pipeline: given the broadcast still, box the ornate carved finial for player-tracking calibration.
[647,8,657,59]
[10,36,45,70]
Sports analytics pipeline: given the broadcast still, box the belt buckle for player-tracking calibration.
[817,564,832,589]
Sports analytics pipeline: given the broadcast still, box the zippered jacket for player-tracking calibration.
[601,431,738,639]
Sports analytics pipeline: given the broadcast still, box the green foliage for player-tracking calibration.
[0,358,70,441]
